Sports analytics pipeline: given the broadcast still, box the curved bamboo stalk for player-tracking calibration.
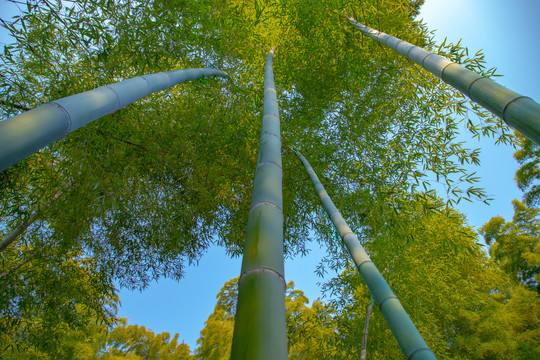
[292,148,436,360]
[230,49,288,360]
[0,68,229,171]
[346,15,540,144]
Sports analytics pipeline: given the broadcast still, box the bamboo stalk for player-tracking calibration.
[346,15,540,144]
[292,147,436,360]
[0,68,229,171]
[360,297,374,360]
[230,49,288,360]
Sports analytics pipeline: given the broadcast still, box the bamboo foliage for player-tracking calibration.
[346,15,540,144]
[292,148,436,360]
[230,50,288,360]
[0,189,63,253]
[0,68,228,171]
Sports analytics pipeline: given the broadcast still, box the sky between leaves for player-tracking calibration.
[0,0,539,351]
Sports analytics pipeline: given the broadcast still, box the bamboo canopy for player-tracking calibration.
[346,15,540,145]
[292,147,437,360]
[230,50,288,360]
[0,68,228,171]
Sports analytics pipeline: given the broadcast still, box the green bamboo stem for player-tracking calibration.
[0,68,229,171]
[292,148,436,360]
[230,50,287,360]
[346,15,540,144]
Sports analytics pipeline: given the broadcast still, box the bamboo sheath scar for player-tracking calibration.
[292,148,437,360]
[347,16,540,144]
[230,50,288,360]
[0,68,228,171]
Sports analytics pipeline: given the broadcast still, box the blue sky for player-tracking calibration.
[1,0,539,351]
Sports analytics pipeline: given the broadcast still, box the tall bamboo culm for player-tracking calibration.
[0,68,228,172]
[346,15,540,145]
[292,148,437,360]
[230,50,288,360]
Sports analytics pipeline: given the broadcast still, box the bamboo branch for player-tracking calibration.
[0,252,37,279]
[96,129,146,150]
[0,237,63,279]
[0,190,63,253]
[0,100,31,111]
[360,297,374,360]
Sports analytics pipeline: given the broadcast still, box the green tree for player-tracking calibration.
[480,200,540,293]
[0,0,496,288]
[515,133,540,207]
[195,278,236,360]
[0,245,117,358]
[98,320,193,360]
[452,286,540,360]
[2,315,194,360]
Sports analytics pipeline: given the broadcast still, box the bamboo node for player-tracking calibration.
[249,201,284,217]
[377,295,398,309]
[239,266,286,286]
[256,161,283,173]
[48,101,73,136]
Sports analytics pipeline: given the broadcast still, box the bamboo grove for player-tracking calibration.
[1,0,539,358]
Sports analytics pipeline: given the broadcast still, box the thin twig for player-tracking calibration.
[0,189,64,253]
[0,238,63,279]
[0,252,37,279]
[0,100,31,111]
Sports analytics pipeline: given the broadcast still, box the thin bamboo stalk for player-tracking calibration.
[346,15,540,144]
[0,68,229,171]
[292,147,436,360]
[360,297,374,360]
[230,50,288,360]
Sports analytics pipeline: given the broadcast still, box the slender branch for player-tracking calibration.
[0,190,63,253]
[96,129,146,150]
[360,297,374,360]
[0,252,37,279]
[0,237,63,279]
[0,100,31,111]
[96,129,167,157]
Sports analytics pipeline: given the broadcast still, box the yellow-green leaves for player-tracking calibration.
[480,200,540,294]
